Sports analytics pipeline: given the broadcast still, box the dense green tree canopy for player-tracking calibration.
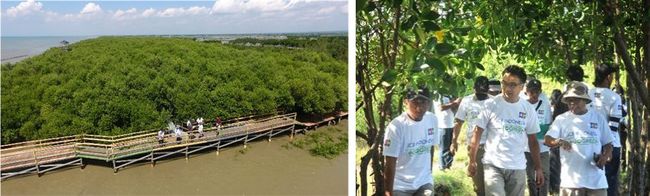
[229,36,348,62]
[1,36,346,144]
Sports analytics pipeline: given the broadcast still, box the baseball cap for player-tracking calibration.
[526,79,542,92]
[406,86,431,101]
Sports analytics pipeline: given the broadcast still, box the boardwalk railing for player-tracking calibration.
[0,113,301,180]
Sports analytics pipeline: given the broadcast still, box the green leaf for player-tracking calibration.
[424,37,437,52]
[401,15,418,31]
[426,58,444,69]
[420,10,440,21]
[381,69,399,83]
[366,1,376,12]
[392,0,403,7]
[473,62,485,71]
[422,21,441,32]
[435,43,455,55]
[454,27,472,36]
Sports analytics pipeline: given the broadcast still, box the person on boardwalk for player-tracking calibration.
[450,76,491,196]
[383,86,440,196]
[435,94,458,170]
[588,63,623,196]
[157,128,165,144]
[468,65,544,196]
[522,79,552,196]
[175,125,183,143]
[545,81,613,196]
[197,117,204,138]
[215,116,222,130]
[186,120,193,131]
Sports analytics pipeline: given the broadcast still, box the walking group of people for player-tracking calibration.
[383,64,626,196]
[157,116,224,144]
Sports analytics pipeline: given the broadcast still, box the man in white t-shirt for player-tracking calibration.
[522,79,552,196]
[174,125,183,143]
[545,81,613,196]
[197,117,204,137]
[383,86,440,196]
[588,63,623,196]
[468,65,544,196]
[435,94,458,170]
[451,76,491,195]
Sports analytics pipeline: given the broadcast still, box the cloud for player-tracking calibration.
[157,6,209,17]
[113,8,137,20]
[141,8,156,17]
[211,0,296,14]
[80,3,102,15]
[316,6,336,15]
[6,0,43,17]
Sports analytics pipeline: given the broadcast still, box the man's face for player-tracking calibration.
[565,97,587,114]
[501,73,523,101]
[525,90,540,104]
[405,97,430,121]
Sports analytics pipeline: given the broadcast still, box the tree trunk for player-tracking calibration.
[359,147,375,196]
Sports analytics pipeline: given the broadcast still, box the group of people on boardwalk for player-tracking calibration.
[383,64,626,196]
[157,116,223,144]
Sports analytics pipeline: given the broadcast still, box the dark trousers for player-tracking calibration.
[439,128,454,169]
[549,147,561,194]
[606,147,621,196]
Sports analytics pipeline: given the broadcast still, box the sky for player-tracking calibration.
[1,0,348,36]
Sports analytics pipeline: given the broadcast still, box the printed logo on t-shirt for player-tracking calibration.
[406,138,436,156]
[538,110,544,116]
[384,139,391,147]
[519,112,526,119]
[504,119,525,134]
[590,122,598,129]
[428,128,434,135]
[595,92,601,98]
[566,130,599,145]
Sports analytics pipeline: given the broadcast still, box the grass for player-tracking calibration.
[286,124,348,159]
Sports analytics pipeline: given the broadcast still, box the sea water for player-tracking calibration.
[1,36,94,64]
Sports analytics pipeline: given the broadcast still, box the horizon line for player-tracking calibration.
[1,30,348,37]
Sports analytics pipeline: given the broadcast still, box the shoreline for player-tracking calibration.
[1,54,31,64]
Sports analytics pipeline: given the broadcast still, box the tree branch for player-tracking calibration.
[603,0,650,108]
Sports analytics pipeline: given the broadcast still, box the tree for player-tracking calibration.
[357,0,649,195]
[2,36,346,144]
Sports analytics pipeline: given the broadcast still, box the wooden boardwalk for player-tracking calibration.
[0,113,299,180]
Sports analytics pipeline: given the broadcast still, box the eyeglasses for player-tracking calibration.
[501,81,521,89]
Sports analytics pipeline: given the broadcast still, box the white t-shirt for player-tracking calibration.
[588,87,623,147]
[455,94,491,145]
[383,112,440,191]
[158,130,165,139]
[521,93,552,153]
[546,110,613,189]
[434,96,455,129]
[476,95,540,170]
[197,118,204,132]
[175,127,183,137]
